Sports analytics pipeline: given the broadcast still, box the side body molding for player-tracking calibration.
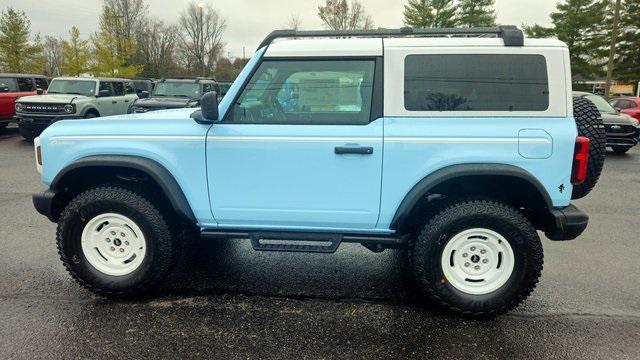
[390,163,553,231]
[51,155,197,223]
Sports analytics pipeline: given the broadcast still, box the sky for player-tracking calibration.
[1,0,559,58]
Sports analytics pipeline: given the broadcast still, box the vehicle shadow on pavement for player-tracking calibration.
[156,236,429,308]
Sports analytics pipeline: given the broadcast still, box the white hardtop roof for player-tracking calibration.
[264,37,566,57]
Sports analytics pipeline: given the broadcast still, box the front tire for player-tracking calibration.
[409,199,543,317]
[57,186,178,297]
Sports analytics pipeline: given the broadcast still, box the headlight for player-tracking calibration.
[64,104,74,113]
[15,103,22,112]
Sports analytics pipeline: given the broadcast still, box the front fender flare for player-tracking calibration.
[51,155,196,224]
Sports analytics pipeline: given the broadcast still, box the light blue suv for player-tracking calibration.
[32,27,605,317]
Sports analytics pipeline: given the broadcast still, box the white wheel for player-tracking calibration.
[81,213,147,276]
[441,228,515,295]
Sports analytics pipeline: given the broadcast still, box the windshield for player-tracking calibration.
[47,79,97,96]
[153,82,200,98]
[586,95,616,113]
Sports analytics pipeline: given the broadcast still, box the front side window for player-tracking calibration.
[48,79,97,96]
[124,81,136,94]
[404,54,549,112]
[112,82,124,96]
[34,78,48,90]
[228,60,375,124]
[98,82,113,96]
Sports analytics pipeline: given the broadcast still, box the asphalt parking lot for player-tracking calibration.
[0,125,639,359]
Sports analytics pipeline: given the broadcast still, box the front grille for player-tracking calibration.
[19,103,67,114]
[605,124,636,136]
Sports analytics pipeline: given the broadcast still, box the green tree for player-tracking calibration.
[91,5,142,77]
[457,0,496,27]
[524,0,609,81]
[0,8,45,73]
[61,27,90,76]
[403,0,457,28]
[614,0,640,85]
[523,24,556,38]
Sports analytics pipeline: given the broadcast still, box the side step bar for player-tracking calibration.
[200,230,407,253]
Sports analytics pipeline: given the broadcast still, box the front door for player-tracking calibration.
[206,58,383,230]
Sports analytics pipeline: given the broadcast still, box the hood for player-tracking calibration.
[17,93,88,104]
[601,112,639,126]
[133,96,195,108]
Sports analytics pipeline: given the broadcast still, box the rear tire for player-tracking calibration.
[409,199,543,318]
[84,112,97,118]
[57,186,178,297]
[572,97,606,199]
[611,146,631,154]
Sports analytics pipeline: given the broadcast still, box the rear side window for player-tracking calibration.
[617,100,636,109]
[16,77,35,92]
[404,54,549,112]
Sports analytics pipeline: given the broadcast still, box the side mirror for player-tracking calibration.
[139,90,150,99]
[98,89,111,97]
[191,91,219,124]
[615,107,622,112]
[36,88,44,95]
[0,86,9,93]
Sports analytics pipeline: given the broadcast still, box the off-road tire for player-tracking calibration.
[18,125,35,141]
[57,186,178,297]
[408,199,543,318]
[611,145,631,154]
[572,97,606,199]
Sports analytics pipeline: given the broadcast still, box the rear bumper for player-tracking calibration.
[33,190,57,222]
[545,204,589,241]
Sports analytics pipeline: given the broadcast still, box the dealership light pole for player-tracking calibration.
[198,2,205,77]
[604,0,622,99]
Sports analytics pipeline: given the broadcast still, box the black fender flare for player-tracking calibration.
[51,155,196,223]
[80,107,100,117]
[390,163,553,231]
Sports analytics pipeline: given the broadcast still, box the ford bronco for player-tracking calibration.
[16,77,138,140]
[31,27,605,317]
[0,73,48,129]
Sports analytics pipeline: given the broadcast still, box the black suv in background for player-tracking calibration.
[574,91,639,154]
[128,77,219,113]
[131,78,155,98]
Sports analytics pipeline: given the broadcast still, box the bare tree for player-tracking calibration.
[43,36,63,76]
[318,0,373,30]
[135,19,179,77]
[177,2,226,77]
[287,14,302,30]
[104,0,149,40]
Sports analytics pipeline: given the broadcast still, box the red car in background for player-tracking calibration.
[610,97,640,121]
[0,74,49,129]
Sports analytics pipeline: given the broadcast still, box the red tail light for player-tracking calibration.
[571,136,590,185]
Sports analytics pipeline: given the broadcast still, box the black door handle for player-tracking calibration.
[334,146,374,155]
[124,99,130,103]
[111,100,117,104]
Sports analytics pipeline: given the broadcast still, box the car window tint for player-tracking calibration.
[202,83,214,93]
[230,60,375,125]
[16,77,35,92]
[404,54,549,111]
[99,81,113,96]
[34,78,48,90]
[0,77,18,92]
[619,100,636,109]
[124,82,136,94]
[112,82,125,96]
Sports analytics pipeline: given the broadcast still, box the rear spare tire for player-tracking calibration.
[572,97,605,199]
